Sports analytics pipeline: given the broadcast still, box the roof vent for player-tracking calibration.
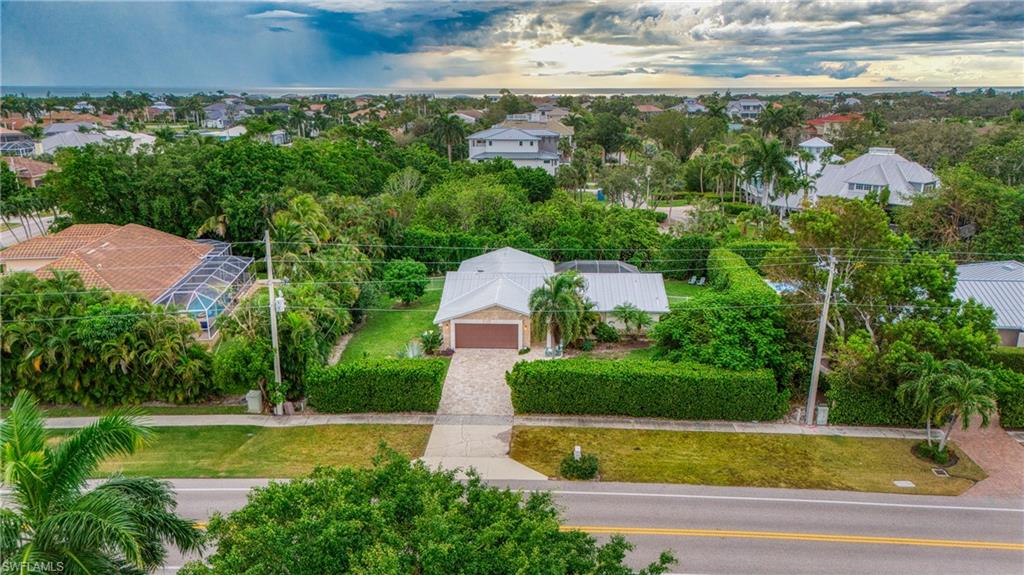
[868,147,896,155]
[1002,263,1019,271]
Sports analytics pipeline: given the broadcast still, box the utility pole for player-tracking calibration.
[806,250,836,426]
[264,230,283,410]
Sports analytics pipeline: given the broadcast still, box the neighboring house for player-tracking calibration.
[266,129,290,146]
[40,131,107,155]
[806,113,864,138]
[636,104,664,118]
[305,103,326,116]
[746,137,840,210]
[467,127,562,175]
[255,103,292,115]
[202,100,255,129]
[727,98,766,120]
[72,101,95,113]
[102,130,157,152]
[534,104,571,122]
[145,101,175,120]
[44,122,98,136]
[0,223,253,339]
[452,109,484,124]
[433,247,669,350]
[669,98,707,114]
[0,128,35,157]
[841,97,862,107]
[2,156,56,187]
[348,108,387,123]
[953,261,1024,347]
[199,125,248,141]
[496,117,574,148]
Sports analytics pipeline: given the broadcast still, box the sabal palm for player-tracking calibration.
[741,135,791,207]
[529,272,587,347]
[0,392,203,574]
[933,361,997,452]
[431,114,465,163]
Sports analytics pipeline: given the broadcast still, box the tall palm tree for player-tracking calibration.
[0,392,203,574]
[740,134,792,207]
[529,272,587,349]
[431,114,466,163]
[933,361,998,452]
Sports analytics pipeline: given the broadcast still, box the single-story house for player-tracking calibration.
[636,104,664,118]
[0,128,35,157]
[452,109,484,124]
[0,223,253,338]
[954,260,1024,347]
[433,248,669,349]
[3,156,56,187]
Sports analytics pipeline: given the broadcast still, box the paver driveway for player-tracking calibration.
[436,348,544,416]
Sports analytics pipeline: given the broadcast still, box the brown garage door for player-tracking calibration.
[454,322,518,349]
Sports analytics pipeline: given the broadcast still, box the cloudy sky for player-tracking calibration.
[2,0,1022,91]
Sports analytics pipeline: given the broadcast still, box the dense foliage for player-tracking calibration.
[0,272,213,406]
[305,359,448,413]
[382,258,429,304]
[182,450,674,575]
[508,358,789,421]
[824,374,921,427]
[990,347,1024,373]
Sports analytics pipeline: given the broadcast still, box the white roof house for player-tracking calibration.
[954,260,1024,347]
[433,248,669,349]
[41,130,157,155]
[727,98,766,120]
[467,127,563,175]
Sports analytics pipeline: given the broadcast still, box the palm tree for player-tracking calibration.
[741,134,792,207]
[932,361,998,452]
[431,114,466,163]
[0,391,204,573]
[529,272,587,349]
[896,353,945,446]
[612,302,652,340]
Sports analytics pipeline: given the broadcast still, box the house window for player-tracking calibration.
[519,141,523,146]
[488,141,492,146]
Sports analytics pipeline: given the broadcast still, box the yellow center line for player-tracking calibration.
[560,525,1024,551]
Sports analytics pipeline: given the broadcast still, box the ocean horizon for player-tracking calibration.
[4,85,1022,99]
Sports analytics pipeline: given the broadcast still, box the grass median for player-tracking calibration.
[88,424,432,478]
[510,426,986,496]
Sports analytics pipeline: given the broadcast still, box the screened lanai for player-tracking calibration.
[154,241,254,339]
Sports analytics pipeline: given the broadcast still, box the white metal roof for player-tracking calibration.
[954,261,1024,329]
[798,137,833,149]
[468,127,560,141]
[459,247,554,274]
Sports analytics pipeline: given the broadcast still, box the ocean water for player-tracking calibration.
[3,85,1022,98]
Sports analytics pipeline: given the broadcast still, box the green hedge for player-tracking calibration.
[991,347,1024,373]
[306,358,448,413]
[706,248,778,297]
[507,359,789,421]
[824,375,921,427]
[721,202,754,216]
[995,368,1024,428]
[725,240,796,271]
[658,235,717,279]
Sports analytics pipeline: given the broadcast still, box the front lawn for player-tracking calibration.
[36,404,247,417]
[510,426,986,496]
[340,278,443,361]
[664,279,706,300]
[92,424,431,478]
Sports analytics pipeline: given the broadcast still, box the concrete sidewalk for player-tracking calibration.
[43,411,935,440]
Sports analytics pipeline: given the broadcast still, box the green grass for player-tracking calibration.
[90,425,431,478]
[664,279,707,300]
[510,427,986,496]
[340,278,443,361]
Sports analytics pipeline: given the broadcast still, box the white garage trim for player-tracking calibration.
[451,319,523,350]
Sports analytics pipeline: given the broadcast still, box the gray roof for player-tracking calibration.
[953,261,1024,329]
[468,127,559,140]
[471,151,560,161]
[434,248,669,322]
[555,260,640,274]
[44,122,97,135]
[41,131,107,154]
[814,147,937,205]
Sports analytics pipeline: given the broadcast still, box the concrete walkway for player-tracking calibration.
[420,349,547,480]
[952,414,1024,498]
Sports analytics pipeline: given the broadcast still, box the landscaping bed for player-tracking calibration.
[90,424,432,478]
[510,426,986,496]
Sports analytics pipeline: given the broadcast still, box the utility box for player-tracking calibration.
[815,405,830,426]
[245,390,263,414]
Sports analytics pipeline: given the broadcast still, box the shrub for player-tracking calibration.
[383,259,429,304]
[306,358,448,413]
[658,234,717,279]
[994,368,1024,428]
[721,202,754,216]
[580,340,595,352]
[518,347,531,355]
[593,322,621,343]
[560,452,600,480]
[420,330,442,354]
[213,337,273,396]
[824,374,921,427]
[725,240,796,271]
[508,359,789,421]
[915,442,950,465]
[654,211,668,223]
[990,347,1024,373]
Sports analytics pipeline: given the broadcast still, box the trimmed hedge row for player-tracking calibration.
[706,248,778,298]
[991,346,1024,373]
[725,240,796,271]
[824,375,921,427]
[996,369,1024,428]
[306,358,448,413]
[507,359,790,421]
[658,234,716,280]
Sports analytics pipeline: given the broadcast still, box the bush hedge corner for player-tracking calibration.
[306,358,448,413]
[507,358,788,421]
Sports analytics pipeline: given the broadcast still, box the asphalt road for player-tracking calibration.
[160,479,1024,574]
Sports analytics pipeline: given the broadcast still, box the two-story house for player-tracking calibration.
[467,127,562,175]
[726,98,766,120]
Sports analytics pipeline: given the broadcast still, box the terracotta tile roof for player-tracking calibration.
[807,113,864,125]
[3,156,56,180]
[637,105,664,113]
[3,223,212,301]
[0,224,120,260]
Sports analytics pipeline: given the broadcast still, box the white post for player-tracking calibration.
[806,251,836,425]
[264,230,283,411]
